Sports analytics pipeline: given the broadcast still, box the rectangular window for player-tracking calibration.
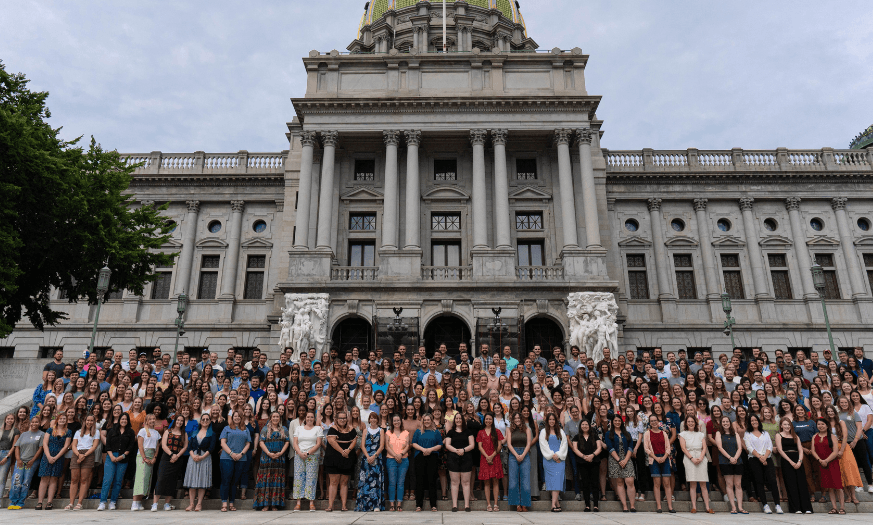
[350,213,377,231]
[517,241,544,267]
[150,272,172,299]
[516,158,538,180]
[243,255,266,300]
[107,289,124,300]
[39,346,63,359]
[0,347,14,359]
[432,213,461,231]
[768,253,793,299]
[627,254,650,299]
[197,255,220,299]
[814,253,841,299]
[432,242,461,267]
[434,159,457,181]
[721,254,745,299]
[354,159,375,181]
[349,242,375,267]
[673,254,696,299]
[516,212,543,230]
[865,254,873,294]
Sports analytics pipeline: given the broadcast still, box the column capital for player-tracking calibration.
[320,130,339,147]
[186,200,200,213]
[553,128,573,146]
[575,128,595,145]
[470,129,488,146]
[230,200,245,213]
[647,197,662,212]
[831,197,848,211]
[383,130,401,146]
[693,198,708,211]
[404,130,421,147]
[785,197,801,211]
[140,200,155,208]
[739,197,754,211]
[491,129,508,146]
[300,131,318,147]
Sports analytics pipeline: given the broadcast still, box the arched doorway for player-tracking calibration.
[331,317,372,359]
[423,315,471,358]
[524,317,565,360]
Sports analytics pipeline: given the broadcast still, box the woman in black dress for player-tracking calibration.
[445,412,475,512]
[324,411,358,511]
[151,415,188,511]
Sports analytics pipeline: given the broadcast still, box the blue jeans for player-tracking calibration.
[238,459,251,490]
[220,459,245,503]
[865,429,873,469]
[100,459,129,503]
[567,451,581,494]
[386,457,409,502]
[9,463,37,507]
[0,450,11,498]
[508,447,531,507]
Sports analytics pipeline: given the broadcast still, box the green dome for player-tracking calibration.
[360,0,524,31]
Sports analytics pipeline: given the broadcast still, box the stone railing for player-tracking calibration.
[421,266,473,281]
[331,266,379,281]
[604,148,873,173]
[516,266,565,281]
[121,151,286,174]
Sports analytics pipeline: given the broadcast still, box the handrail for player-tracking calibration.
[604,148,872,173]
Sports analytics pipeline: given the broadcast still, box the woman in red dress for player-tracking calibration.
[812,418,845,514]
[476,413,504,512]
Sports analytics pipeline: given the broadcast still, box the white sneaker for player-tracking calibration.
[868,486,873,493]
[97,502,106,511]
[796,511,802,514]
[723,495,729,502]
[150,503,158,512]
[763,504,772,514]
[855,486,863,492]
[130,502,139,512]
[163,504,174,511]
[775,504,783,514]
[109,502,116,511]
[805,511,813,514]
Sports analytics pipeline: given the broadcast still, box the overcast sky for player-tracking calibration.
[3,1,872,153]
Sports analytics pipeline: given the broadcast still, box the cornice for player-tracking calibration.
[130,175,284,187]
[292,97,600,119]
[606,172,873,185]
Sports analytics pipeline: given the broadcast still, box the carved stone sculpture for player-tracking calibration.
[567,292,619,365]
[279,293,329,361]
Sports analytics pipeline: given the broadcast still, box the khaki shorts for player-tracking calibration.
[70,452,95,470]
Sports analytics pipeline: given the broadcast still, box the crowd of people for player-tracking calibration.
[2,343,873,515]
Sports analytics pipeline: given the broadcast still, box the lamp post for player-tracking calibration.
[173,291,189,355]
[721,290,736,349]
[87,264,112,356]
[810,263,836,355]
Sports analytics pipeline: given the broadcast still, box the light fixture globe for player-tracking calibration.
[96,265,112,294]
[720,291,732,315]
[810,263,825,292]
[177,291,189,316]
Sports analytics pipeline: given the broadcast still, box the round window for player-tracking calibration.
[671,219,685,232]
[253,220,267,233]
[763,218,778,231]
[717,218,732,232]
[208,220,222,233]
[625,219,639,232]
[858,218,871,232]
[810,218,824,232]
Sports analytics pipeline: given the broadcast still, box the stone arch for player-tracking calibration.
[330,315,373,358]
[523,314,566,360]
[422,313,473,358]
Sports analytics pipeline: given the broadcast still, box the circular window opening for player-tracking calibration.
[671,219,685,232]
[253,220,267,233]
[208,220,222,233]
[810,218,824,232]
[717,218,732,232]
[858,218,871,232]
[165,220,177,233]
[763,218,778,231]
[625,219,639,232]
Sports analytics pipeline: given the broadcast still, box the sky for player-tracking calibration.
[3,0,872,153]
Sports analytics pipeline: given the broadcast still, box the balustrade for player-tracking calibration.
[331,266,379,281]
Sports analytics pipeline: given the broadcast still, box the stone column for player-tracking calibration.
[293,131,317,249]
[738,197,770,298]
[315,131,338,251]
[785,197,817,299]
[174,200,200,295]
[470,129,489,249]
[382,130,400,250]
[554,129,580,251]
[693,199,719,297]
[219,200,245,298]
[491,129,511,249]
[833,197,867,298]
[404,130,422,250]
[576,128,603,250]
[647,198,673,299]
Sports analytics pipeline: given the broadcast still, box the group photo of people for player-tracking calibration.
[3,342,873,515]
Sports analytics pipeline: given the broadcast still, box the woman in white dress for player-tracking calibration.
[678,415,713,514]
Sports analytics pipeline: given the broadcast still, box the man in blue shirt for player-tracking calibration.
[249,376,265,406]
[501,345,518,372]
[854,347,873,378]
[371,370,389,396]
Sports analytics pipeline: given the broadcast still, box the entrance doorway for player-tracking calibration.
[331,317,372,359]
[523,317,565,360]
[423,315,471,357]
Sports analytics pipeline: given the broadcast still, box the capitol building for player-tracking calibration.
[3,0,873,393]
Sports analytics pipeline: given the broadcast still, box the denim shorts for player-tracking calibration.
[649,459,672,477]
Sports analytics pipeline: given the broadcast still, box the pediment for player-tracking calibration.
[712,235,746,248]
[508,186,552,202]
[759,235,793,247]
[422,186,470,202]
[854,236,873,246]
[807,235,840,247]
[240,238,274,249]
[160,238,184,249]
[617,235,652,248]
[664,236,699,247]
[195,237,228,248]
[340,187,383,203]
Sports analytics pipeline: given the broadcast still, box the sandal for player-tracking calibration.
[35,503,43,510]
[309,502,316,512]
[839,509,846,515]
[325,507,332,512]
[64,504,73,510]
[229,505,237,511]
[186,505,194,512]
[45,502,53,510]
[738,509,749,514]
[221,505,228,512]
[414,507,421,512]
[293,502,301,512]
[431,507,437,512]
[194,504,202,512]
[74,504,82,511]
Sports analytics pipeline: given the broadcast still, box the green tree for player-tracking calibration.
[0,60,175,338]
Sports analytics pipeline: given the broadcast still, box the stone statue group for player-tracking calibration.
[278,293,329,361]
[567,292,619,365]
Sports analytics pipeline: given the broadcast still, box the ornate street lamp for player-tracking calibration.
[87,264,112,356]
[487,307,509,337]
[721,290,736,349]
[810,263,836,355]
[387,307,408,334]
[173,290,189,355]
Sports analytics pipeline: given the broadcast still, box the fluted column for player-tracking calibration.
[470,130,488,249]
[219,200,245,298]
[554,129,579,251]
[576,128,603,250]
[315,131,338,251]
[174,200,200,295]
[382,130,400,249]
[491,129,511,249]
[693,199,720,297]
[648,198,673,298]
[833,197,867,297]
[293,131,317,249]
[738,197,769,298]
[404,130,422,250]
[785,197,817,299]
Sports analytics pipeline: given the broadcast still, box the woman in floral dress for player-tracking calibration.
[254,412,290,511]
[356,412,385,511]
